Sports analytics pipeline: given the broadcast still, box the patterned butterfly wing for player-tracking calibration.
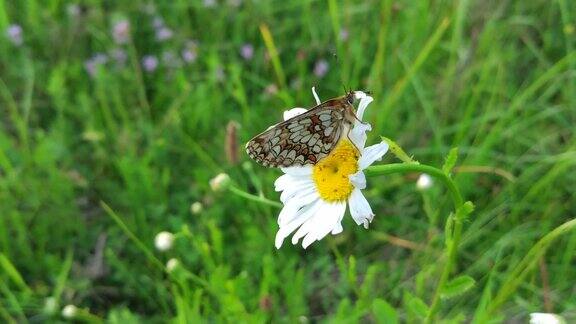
[246,103,350,168]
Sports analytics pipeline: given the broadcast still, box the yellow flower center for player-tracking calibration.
[312,139,359,202]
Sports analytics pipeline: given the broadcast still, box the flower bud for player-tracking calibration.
[154,231,174,252]
[416,173,433,191]
[190,201,203,215]
[62,305,78,319]
[166,258,179,272]
[209,173,230,192]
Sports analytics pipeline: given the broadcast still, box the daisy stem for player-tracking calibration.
[228,186,283,208]
[365,163,466,321]
[365,163,463,207]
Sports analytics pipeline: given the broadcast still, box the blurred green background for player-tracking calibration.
[1,0,575,322]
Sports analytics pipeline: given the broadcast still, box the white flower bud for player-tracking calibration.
[416,173,433,191]
[154,231,174,252]
[190,202,203,215]
[166,258,179,272]
[62,305,78,319]
[209,173,230,192]
[530,313,565,324]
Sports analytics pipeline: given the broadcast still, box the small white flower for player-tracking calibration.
[166,258,179,272]
[530,313,565,324]
[210,173,230,192]
[416,173,433,191]
[62,304,78,319]
[274,89,388,249]
[154,231,174,252]
[190,201,203,214]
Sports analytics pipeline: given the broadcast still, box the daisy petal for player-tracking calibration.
[291,202,332,246]
[278,189,319,225]
[354,93,373,121]
[313,202,346,241]
[331,223,343,235]
[283,108,308,121]
[279,180,315,203]
[349,188,375,228]
[275,200,321,249]
[281,166,313,177]
[349,171,366,190]
[275,174,309,192]
[300,202,345,249]
[358,141,389,170]
[349,122,372,149]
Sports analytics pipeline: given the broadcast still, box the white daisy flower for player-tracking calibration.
[274,89,388,249]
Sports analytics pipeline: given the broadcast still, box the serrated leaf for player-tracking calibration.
[442,275,476,298]
[381,136,418,163]
[372,299,398,324]
[442,147,459,174]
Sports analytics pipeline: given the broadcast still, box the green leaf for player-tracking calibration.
[442,275,476,298]
[457,201,475,220]
[347,255,357,287]
[406,294,429,318]
[442,147,459,174]
[372,299,398,324]
[381,136,418,164]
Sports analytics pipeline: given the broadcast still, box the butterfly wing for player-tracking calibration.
[246,102,349,168]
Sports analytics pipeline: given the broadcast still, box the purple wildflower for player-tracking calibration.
[111,48,127,66]
[112,20,130,44]
[152,16,164,29]
[182,48,197,63]
[6,24,23,46]
[85,53,108,77]
[240,44,254,61]
[313,59,329,78]
[182,40,198,63]
[156,26,173,41]
[142,55,158,72]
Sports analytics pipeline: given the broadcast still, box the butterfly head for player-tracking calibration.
[345,91,356,105]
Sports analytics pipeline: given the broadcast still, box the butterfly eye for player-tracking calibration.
[346,93,355,105]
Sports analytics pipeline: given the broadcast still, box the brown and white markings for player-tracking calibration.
[245,91,360,168]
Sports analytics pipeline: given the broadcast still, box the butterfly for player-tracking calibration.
[245,91,361,168]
